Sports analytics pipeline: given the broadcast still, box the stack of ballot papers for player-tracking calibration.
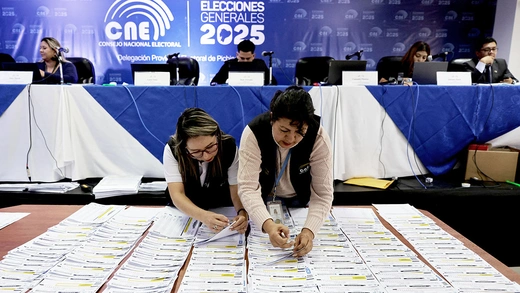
[0,182,79,193]
[374,204,520,293]
[178,207,246,293]
[93,175,142,199]
[139,181,168,192]
[104,207,195,293]
[0,212,29,230]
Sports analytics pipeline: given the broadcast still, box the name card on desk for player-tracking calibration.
[0,71,32,84]
[436,71,471,85]
[227,71,264,86]
[134,71,170,86]
[342,71,378,86]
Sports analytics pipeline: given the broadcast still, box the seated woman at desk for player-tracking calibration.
[163,108,248,234]
[37,37,78,84]
[379,41,430,84]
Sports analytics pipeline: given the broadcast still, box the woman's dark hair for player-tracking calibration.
[401,41,430,77]
[170,108,232,183]
[269,86,317,131]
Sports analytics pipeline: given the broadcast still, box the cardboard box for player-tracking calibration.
[465,147,519,182]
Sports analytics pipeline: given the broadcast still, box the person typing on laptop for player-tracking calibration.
[38,37,78,84]
[463,36,517,84]
[211,39,276,85]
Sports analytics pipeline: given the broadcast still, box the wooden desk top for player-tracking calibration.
[1,204,519,289]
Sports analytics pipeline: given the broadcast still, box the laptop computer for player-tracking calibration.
[327,60,367,85]
[412,61,448,85]
[1,62,42,83]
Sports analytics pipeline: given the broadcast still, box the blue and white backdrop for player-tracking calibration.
[1,0,496,85]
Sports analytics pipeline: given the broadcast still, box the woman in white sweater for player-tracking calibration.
[238,86,333,256]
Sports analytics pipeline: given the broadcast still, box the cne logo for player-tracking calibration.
[104,0,174,41]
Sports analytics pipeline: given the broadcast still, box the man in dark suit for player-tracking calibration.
[211,39,276,85]
[463,37,517,84]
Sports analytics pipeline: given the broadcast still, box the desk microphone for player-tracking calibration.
[428,51,449,61]
[55,47,69,53]
[345,50,363,60]
[167,52,180,59]
[262,51,274,56]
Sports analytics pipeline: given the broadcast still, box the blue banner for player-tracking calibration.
[0,0,496,85]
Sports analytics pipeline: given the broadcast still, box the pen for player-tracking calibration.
[506,180,520,188]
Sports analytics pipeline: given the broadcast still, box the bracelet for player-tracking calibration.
[236,208,247,215]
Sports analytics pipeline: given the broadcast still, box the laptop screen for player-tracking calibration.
[228,61,268,85]
[1,62,42,83]
[327,60,367,85]
[412,61,448,85]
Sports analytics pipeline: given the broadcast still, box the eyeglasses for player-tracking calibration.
[186,142,218,158]
[480,47,498,53]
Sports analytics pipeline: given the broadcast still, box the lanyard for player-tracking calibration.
[273,149,292,200]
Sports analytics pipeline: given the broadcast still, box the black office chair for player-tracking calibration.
[166,56,200,85]
[67,57,96,83]
[448,58,472,72]
[0,53,15,68]
[294,56,334,85]
[376,56,403,81]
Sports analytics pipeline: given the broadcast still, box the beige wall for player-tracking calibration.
[494,0,520,77]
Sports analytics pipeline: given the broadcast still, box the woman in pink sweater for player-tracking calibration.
[238,86,333,256]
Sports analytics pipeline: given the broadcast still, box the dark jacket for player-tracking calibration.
[211,58,277,85]
[167,137,236,209]
[248,112,319,207]
[36,61,78,84]
[463,58,517,84]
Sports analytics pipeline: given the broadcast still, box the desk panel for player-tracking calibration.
[1,84,519,182]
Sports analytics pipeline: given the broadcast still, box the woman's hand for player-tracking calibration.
[263,219,293,249]
[201,211,229,232]
[230,214,248,234]
[292,228,314,257]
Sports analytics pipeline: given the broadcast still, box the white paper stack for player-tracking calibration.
[93,175,142,199]
[0,203,125,293]
[104,207,194,293]
[333,206,457,293]
[30,206,160,293]
[0,212,29,230]
[374,204,520,293]
[0,182,79,193]
[139,181,168,192]
[179,207,246,293]
[245,206,319,293]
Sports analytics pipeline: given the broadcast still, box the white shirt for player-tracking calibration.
[163,144,239,186]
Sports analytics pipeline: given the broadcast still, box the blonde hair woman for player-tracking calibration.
[38,37,78,84]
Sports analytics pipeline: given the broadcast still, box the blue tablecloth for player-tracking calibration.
[0,85,25,116]
[84,85,291,161]
[367,85,520,175]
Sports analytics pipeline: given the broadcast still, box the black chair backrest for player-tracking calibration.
[448,58,472,72]
[376,56,403,81]
[166,56,200,85]
[0,53,15,67]
[67,57,95,83]
[294,56,334,85]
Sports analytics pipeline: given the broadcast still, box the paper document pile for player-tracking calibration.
[93,175,142,199]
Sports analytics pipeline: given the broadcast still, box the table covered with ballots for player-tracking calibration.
[1,203,519,292]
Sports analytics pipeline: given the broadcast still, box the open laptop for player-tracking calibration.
[1,62,42,83]
[327,60,367,85]
[412,61,448,84]
[130,63,173,85]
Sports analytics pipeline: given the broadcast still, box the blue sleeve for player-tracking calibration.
[42,61,78,84]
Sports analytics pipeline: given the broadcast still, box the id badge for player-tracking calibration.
[267,200,283,224]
